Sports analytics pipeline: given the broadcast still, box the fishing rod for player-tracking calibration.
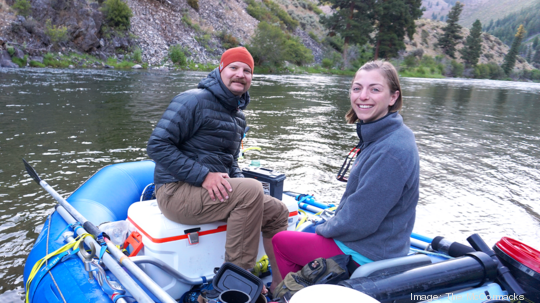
[22,159,176,303]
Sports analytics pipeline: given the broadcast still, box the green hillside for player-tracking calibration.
[483,2,540,46]
[421,0,538,28]
[458,0,538,28]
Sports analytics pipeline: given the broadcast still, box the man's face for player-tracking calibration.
[220,61,253,96]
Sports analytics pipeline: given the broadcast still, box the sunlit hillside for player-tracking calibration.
[421,0,538,27]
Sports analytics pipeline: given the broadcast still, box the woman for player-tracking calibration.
[271,60,420,287]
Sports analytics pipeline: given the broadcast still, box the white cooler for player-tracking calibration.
[127,195,299,299]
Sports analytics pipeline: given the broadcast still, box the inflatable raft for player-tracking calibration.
[23,161,540,303]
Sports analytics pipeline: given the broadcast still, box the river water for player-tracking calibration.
[0,68,539,301]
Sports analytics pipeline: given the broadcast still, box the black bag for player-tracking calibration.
[273,254,354,302]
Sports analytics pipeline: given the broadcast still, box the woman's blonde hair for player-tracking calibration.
[345,60,403,124]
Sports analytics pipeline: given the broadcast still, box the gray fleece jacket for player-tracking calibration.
[316,112,419,261]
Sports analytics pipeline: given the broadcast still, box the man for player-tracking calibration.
[147,47,288,292]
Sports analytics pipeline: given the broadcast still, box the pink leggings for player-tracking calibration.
[272,231,345,279]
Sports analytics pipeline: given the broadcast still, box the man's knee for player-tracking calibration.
[235,178,264,207]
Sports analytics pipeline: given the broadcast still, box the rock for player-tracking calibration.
[112,37,129,49]
[0,50,19,68]
[69,65,74,68]
[97,52,108,61]
[104,64,115,68]
[29,56,43,63]
[118,54,124,60]
[72,17,100,52]
[13,47,25,59]
[132,64,142,69]
[0,37,5,46]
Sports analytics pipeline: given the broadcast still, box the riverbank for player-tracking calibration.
[3,49,540,82]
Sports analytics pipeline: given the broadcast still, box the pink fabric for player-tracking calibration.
[272,231,345,279]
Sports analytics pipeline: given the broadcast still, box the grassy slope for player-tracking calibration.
[459,0,538,27]
[421,0,538,28]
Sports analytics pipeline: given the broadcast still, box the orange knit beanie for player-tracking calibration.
[219,47,254,73]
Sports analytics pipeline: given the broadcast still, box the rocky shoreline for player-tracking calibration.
[0,0,329,69]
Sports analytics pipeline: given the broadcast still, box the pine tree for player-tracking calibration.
[373,0,423,59]
[532,49,540,64]
[437,2,464,58]
[320,0,375,69]
[533,36,539,50]
[502,25,527,75]
[459,19,483,67]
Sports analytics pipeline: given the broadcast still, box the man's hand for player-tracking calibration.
[202,172,232,202]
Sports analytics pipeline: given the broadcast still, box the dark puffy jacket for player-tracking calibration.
[147,68,249,187]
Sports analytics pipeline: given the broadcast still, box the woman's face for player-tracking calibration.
[350,69,399,123]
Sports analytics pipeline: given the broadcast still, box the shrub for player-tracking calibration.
[133,48,142,63]
[246,0,283,29]
[403,54,417,68]
[246,0,298,31]
[421,29,429,45]
[101,0,133,30]
[182,13,202,33]
[195,34,211,49]
[474,64,490,79]
[308,31,319,43]
[106,57,135,68]
[169,44,187,66]
[219,31,239,49]
[486,62,504,79]
[307,2,323,14]
[450,60,464,77]
[410,48,424,58]
[531,69,540,81]
[263,0,298,30]
[43,53,70,68]
[283,35,313,66]
[12,55,28,67]
[324,35,344,52]
[30,60,45,67]
[45,20,68,49]
[421,55,435,66]
[7,45,15,56]
[187,0,198,11]
[322,58,332,69]
[247,21,286,67]
[13,0,31,17]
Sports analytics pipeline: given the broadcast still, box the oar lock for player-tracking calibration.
[80,241,97,281]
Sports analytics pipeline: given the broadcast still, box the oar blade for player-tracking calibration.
[22,158,42,185]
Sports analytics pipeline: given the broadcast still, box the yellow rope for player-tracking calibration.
[295,209,309,230]
[25,233,94,303]
[294,206,337,231]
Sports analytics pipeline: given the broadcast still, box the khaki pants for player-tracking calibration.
[156,178,288,269]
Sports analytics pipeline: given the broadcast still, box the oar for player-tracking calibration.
[23,159,102,236]
[22,159,177,303]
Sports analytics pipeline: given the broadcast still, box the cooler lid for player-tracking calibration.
[495,237,540,273]
[242,167,286,181]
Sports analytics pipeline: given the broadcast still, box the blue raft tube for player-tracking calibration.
[23,161,512,303]
[24,161,156,303]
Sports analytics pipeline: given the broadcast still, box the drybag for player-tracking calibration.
[273,254,353,302]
